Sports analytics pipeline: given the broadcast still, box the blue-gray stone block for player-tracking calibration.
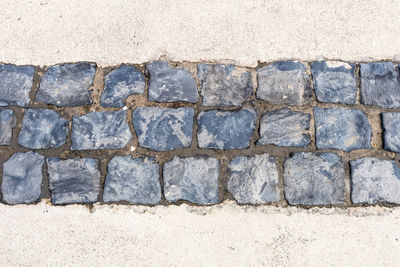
[35,62,96,107]
[163,156,219,204]
[257,108,310,147]
[0,109,16,145]
[351,157,400,204]
[198,64,252,107]
[133,107,194,151]
[197,108,256,149]
[311,61,357,104]
[314,107,371,152]
[47,158,101,204]
[360,62,400,108]
[0,64,34,107]
[147,61,198,103]
[101,65,145,107]
[284,152,346,205]
[257,61,312,106]
[1,152,44,204]
[71,110,132,150]
[103,156,161,204]
[227,154,280,204]
[18,109,68,149]
[382,112,400,152]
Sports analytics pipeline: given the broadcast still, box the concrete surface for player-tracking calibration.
[0,0,400,67]
[2,0,400,266]
[1,201,400,266]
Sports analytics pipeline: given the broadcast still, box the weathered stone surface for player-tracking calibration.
[311,61,357,104]
[198,64,252,107]
[101,65,145,107]
[284,152,346,205]
[163,157,219,204]
[227,154,280,204]
[382,112,400,152]
[197,108,256,149]
[103,156,161,204]
[18,109,68,149]
[35,62,96,107]
[71,110,132,150]
[1,152,44,204]
[360,62,400,108]
[351,157,400,204]
[147,61,198,103]
[133,107,194,151]
[0,64,34,107]
[257,61,312,105]
[314,107,371,152]
[47,158,101,204]
[257,108,310,147]
[0,109,16,145]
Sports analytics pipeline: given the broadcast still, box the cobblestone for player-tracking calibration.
[0,64,34,107]
[198,64,252,107]
[101,65,145,108]
[0,109,16,145]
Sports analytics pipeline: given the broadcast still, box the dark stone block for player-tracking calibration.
[47,158,101,204]
[360,62,400,108]
[0,109,16,145]
[0,64,34,107]
[103,156,161,204]
[227,154,280,204]
[314,107,371,152]
[257,61,312,105]
[133,107,194,151]
[101,65,145,107]
[257,108,310,147]
[284,152,346,205]
[147,61,198,103]
[197,108,256,149]
[382,112,400,152]
[198,64,252,107]
[311,61,357,104]
[35,62,96,107]
[163,156,219,204]
[71,110,132,150]
[351,157,400,204]
[1,151,44,204]
[18,109,68,149]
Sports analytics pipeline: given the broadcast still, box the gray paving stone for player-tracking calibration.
[198,64,252,107]
[1,151,44,204]
[163,156,219,204]
[0,64,34,107]
[197,108,256,149]
[257,61,312,105]
[227,154,280,204]
[71,110,132,150]
[382,112,400,152]
[35,62,96,107]
[351,157,400,204]
[0,109,16,145]
[18,109,68,149]
[103,156,161,204]
[360,62,400,108]
[147,61,198,103]
[311,61,357,104]
[284,152,346,205]
[133,107,194,151]
[101,65,145,108]
[314,107,371,152]
[257,108,310,147]
[47,158,101,204]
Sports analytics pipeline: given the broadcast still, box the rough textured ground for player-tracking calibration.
[2,0,400,266]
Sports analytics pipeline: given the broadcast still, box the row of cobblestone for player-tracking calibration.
[0,60,400,206]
